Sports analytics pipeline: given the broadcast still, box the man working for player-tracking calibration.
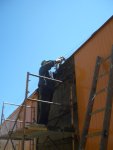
[38,57,65,125]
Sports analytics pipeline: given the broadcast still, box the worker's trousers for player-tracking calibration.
[38,86,54,125]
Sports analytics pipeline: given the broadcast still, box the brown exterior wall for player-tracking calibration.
[74,16,113,149]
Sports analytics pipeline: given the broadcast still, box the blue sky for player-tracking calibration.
[0,0,113,119]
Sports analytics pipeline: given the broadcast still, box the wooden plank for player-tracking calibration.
[25,124,47,131]
[0,124,74,140]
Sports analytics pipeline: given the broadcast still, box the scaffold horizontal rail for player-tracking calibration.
[27,98,62,106]
[5,119,23,123]
[29,73,63,83]
[4,102,32,108]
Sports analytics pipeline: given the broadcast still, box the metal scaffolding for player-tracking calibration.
[0,72,76,150]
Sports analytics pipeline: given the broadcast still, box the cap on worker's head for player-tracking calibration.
[41,60,47,66]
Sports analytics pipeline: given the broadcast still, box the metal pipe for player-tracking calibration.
[5,119,23,123]
[27,98,62,106]
[4,102,32,108]
[29,73,63,83]
[22,72,29,150]
[1,102,4,125]
[5,119,32,124]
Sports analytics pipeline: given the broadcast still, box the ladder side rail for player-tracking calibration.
[100,47,113,150]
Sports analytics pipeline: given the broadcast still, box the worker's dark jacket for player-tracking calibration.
[38,60,56,90]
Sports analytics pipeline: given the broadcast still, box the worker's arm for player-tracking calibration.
[41,60,56,71]
[38,61,55,86]
[40,57,65,74]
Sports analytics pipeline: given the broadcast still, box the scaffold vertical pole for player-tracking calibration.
[70,85,75,150]
[21,72,30,150]
[1,102,4,125]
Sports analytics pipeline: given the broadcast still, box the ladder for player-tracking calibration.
[79,46,113,150]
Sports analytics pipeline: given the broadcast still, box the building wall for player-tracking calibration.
[74,17,113,149]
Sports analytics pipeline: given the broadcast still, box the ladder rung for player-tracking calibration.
[86,131,102,138]
[95,87,107,96]
[90,108,105,116]
[91,87,107,101]
[101,55,111,64]
[97,72,109,79]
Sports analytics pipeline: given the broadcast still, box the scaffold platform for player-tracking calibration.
[0,123,75,142]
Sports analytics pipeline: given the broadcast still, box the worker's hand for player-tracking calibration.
[56,57,65,64]
[55,58,62,63]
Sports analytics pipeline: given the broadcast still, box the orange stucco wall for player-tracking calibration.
[74,17,113,149]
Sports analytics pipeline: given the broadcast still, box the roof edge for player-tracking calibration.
[68,15,113,59]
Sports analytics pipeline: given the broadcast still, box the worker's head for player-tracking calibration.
[41,60,47,66]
